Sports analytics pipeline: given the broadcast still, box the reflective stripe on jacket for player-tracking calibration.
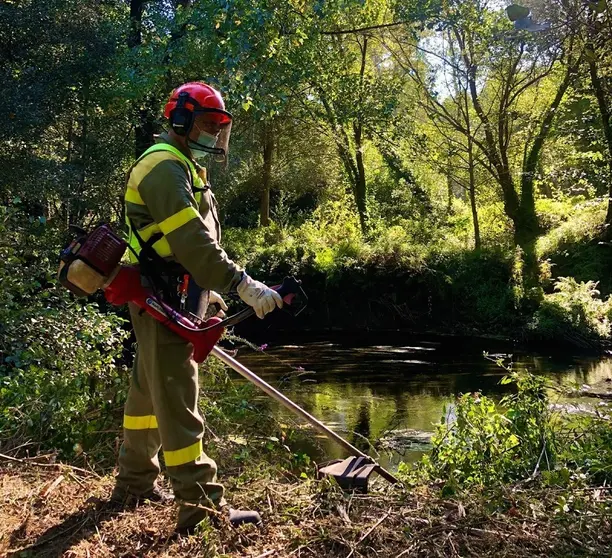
[124,134,243,292]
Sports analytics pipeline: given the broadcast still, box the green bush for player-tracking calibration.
[537,198,606,259]
[535,196,577,234]
[400,371,554,490]
[528,277,612,348]
[221,200,517,333]
[476,202,514,250]
[560,416,612,484]
[0,204,129,458]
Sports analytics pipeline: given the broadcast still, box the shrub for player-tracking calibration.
[560,416,612,484]
[401,371,554,490]
[0,204,129,458]
[528,277,612,348]
[537,198,606,259]
[535,197,576,233]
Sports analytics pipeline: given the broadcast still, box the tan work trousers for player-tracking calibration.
[116,303,224,528]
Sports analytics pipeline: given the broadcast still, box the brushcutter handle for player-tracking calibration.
[208,276,306,327]
[274,276,304,306]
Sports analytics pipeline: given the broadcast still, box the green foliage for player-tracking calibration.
[1,0,132,224]
[528,277,612,347]
[535,197,577,234]
[559,416,612,484]
[3,0,611,346]
[400,371,554,489]
[535,199,612,299]
[537,199,607,259]
[222,202,518,333]
[398,362,612,492]
[0,204,128,457]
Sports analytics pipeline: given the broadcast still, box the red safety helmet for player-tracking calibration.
[164,82,233,162]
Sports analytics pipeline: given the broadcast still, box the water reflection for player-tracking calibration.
[217,331,612,469]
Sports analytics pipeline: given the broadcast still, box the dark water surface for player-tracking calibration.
[219,331,612,470]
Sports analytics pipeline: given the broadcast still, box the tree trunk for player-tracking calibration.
[353,121,368,234]
[588,56,612,226]
[127,0,144,49]
[317,90,365,230]
[260,123,273,227]
[467,136,480,250]
[521,63,575,215]
[446,152,454,215]
[514,58,577,303]
[353,36,369,234]
[377,146,431,210]
[129,0,154,157]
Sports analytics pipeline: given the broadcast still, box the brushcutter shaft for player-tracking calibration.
[210,346,399,485]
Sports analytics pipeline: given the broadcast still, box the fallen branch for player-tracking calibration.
[288,544,310,556]
[41,475,65,498]
[395,543,418,557]
[0,452,101,478]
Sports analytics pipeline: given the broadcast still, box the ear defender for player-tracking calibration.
[170,92,193,136]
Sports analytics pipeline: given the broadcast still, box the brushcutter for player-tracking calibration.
[58,223,399,490]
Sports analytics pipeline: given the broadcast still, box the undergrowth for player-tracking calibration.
[0,204,129,461]
[398,366,612,502]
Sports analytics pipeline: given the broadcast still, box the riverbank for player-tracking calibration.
[223,205,612,351]
[226,331,612,469]
[2,367,612,557]
[3,453,612,557]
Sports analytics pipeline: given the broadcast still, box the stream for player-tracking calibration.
[219,331,612,470]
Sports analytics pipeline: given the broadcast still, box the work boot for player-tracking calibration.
[110,484,174,507]
[175,507,262,535]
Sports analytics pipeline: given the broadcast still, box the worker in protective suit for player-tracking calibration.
[111,82,282,532]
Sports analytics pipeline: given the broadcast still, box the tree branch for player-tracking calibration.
[321,20,409,36]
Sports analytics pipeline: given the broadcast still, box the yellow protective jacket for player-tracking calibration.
[124,133,243,292]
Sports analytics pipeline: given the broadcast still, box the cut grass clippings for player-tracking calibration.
[1,454,611,557]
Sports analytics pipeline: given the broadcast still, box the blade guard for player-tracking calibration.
[104,265,223,362]
[317,456,377,492]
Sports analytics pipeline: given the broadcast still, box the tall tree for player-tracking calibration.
[0,0,127,223]
[394,0,582,298]
[581,1,612,227]
[382,26,483,248]
[301,1,406,234]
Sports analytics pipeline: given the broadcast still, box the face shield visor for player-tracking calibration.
[187,109,232,165]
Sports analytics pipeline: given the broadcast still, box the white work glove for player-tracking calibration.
[237,274,283,319]
[209,290,228,317]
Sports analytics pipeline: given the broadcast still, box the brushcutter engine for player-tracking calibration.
[58,224,127,297]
